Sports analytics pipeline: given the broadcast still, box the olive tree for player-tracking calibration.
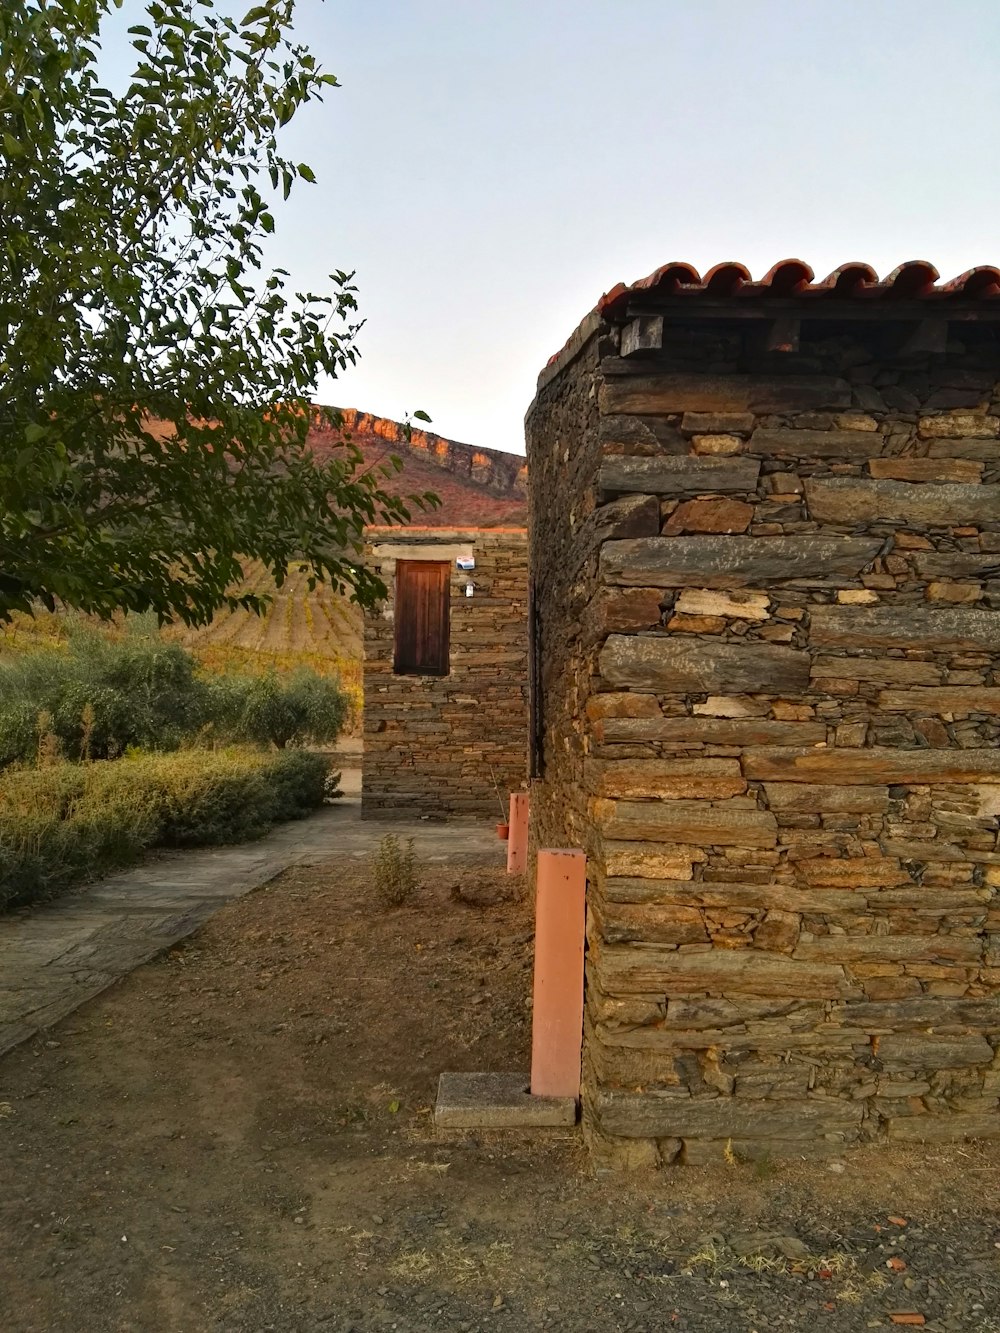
[212,667,348,749]
[0,0,433,625]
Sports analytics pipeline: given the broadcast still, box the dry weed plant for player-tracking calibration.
[372,833,417,908]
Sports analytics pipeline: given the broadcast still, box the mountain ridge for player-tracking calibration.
[307,407,528,528]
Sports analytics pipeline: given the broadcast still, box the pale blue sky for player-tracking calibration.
[108,1,1000,454]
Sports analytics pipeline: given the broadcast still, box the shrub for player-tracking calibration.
[267,749,333,821]
[147,749,329,845]
[211,667,348,749]
[0,778,160,911]
[0,626,348,768]
[371,833,417,908]
[132,752,272,847]
[0,623,211,766]
[0,747,330,912]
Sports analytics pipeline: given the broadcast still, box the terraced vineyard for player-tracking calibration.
[166,561,364,720]
[170,561,359,663]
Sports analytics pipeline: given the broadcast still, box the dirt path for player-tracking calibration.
[1,852,999,1333]
[0,789,494,1058]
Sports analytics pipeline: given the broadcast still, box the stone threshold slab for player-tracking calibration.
[434,1072,577,1130]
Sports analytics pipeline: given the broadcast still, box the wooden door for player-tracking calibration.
[393,560,450,675]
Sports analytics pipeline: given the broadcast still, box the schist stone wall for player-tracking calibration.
[362,528,528,816]
[525,312,1000,1166]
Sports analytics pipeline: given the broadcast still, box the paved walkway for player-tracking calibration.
[0,773,502,1058]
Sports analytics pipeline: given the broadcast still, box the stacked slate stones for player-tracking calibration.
[525,261,1000,1166]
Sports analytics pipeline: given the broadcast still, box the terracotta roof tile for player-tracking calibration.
[595,259,1000,321]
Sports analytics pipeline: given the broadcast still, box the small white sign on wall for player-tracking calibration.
[456,556,476,571]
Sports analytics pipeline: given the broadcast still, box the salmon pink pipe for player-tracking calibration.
[506,792,530,874]
[530,848,586,1099]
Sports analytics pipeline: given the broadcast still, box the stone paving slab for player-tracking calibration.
[434,1072,577,1129]
[0,784,502,1059]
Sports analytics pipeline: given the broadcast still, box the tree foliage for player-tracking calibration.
[0,0,434,625]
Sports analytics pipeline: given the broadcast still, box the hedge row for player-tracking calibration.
[0,747,330,912]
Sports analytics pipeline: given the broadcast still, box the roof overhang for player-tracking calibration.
[536,259,1000,393]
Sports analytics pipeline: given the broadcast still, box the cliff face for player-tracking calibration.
[307,407,528,528]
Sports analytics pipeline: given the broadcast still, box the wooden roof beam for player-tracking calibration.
[622,298,1000,323]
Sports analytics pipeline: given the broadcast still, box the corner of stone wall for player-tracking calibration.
[555,320,1000,1162]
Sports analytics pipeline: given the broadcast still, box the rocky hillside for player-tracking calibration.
[309,408,528,527]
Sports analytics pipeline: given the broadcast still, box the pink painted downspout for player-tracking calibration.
[506,792,530,875]
[530,848,586,1100]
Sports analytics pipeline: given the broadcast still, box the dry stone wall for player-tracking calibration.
[362,529,528,817]
[526,337,605,863]
[527,316,1000,1165]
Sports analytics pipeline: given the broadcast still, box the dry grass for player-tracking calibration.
[387,1240,515,1287]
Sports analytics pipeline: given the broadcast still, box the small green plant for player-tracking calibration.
[752,1152,779,1181]
[79,702,96,764]
[371,833,417,908]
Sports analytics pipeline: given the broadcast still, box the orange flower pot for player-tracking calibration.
[496,822,510,840]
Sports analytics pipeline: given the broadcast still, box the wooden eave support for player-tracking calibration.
[764,316,800,353]
[620,314,664,357]
[897,317,950,356]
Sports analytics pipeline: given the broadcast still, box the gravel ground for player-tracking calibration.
[1,851,999,1332]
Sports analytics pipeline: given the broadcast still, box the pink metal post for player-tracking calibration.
[506,792,530,875]
[530,848,586,1099]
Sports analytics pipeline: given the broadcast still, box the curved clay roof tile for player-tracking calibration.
[638,261,703,296]
[881,260,940,297]
[758,259,814,294]
[812,262,880,295]
[703,261,752,296]
[941,266,1000,298]
[595,282,630,318]
[597,262,701,318]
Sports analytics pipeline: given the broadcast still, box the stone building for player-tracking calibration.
[360,424,529,815]
[525,259,1000,1164]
